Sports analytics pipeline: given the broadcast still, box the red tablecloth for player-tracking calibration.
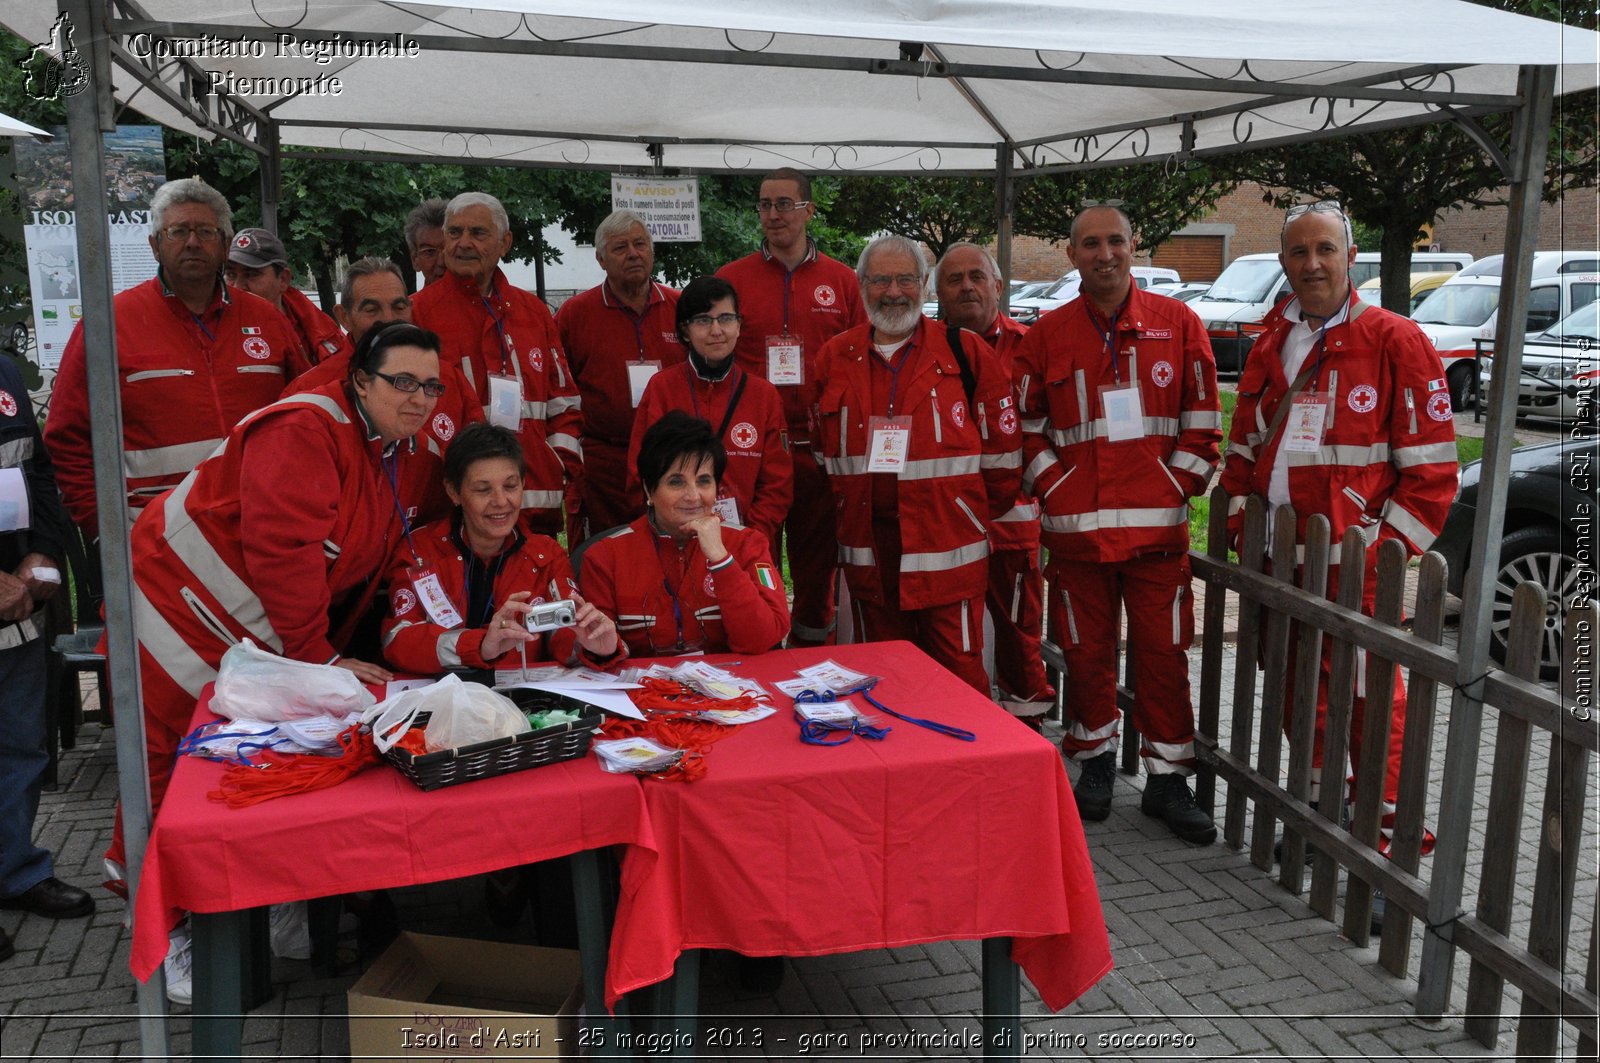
[129,686,655,982]
[605,642,1111,1011]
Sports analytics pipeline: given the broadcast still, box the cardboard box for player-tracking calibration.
[347,932,581,1060]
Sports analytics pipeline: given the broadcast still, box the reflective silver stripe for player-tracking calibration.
[1180,410,1222,431]
[1245,431,1262,447]
[126,369,194,382]
[436,629,464,668]
[1022,450,1055,494]
[1020,416,1048,434]
[521,489,562,509]
[1040,464,1074,502]
[1284,442,1392,467]
[1073,369,1088,422]
[838,544,876,566]
[547,432,582,455]
[1227,494,1248,516]
[1067,716,1117,744]
[124,438,224,480]
[902,455,980,480]
[1392,441,1458,468]
[1193,360,1206,401]
[960,599,971,653]
[159,476,283,652]
[978,450,1021,470]
[235,364,285,375]
[838,404,849,456]
[521,399,548,419]
[0,613,42,649]
[1231,442,1256,463]
[931,390,942,443]
[693,606,722,621]
[261,391,351,424]
[1171,584,1184,645]
[1047,416,1178,446]
[1061,588,1080,645]
[1156,460,1186,499]
[546,394,581,417]
[1342,485,1368,512]
[0,436,33,468]
[323,539,342,560]
[1382,500,1439,551]
[823,455,869,477]
[132,580,216,697]
[381,619,414,649]
[1018,374,1033,414]
[901,539,987,573]
[1041,505,1188,534]
[1147,739,1195,761]
[1169,450,1212,479]
[995,501,1038,523]
[425,435,442,458]
[953,496,986,536]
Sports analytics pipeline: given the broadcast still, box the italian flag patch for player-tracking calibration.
[755,563,779,590]
[241,326,262,335]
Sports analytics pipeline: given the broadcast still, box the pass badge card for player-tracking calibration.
[867,416,912,473]
[1283,392,1331,453]
[487,374,522,430]
[766,334,804,386]
[627,361,661,406]
[406,566,464,629]
[1099,384,1145,442]
[712,495,741,526]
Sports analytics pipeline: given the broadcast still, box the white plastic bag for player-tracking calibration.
[213,639,376,722]
[360,674,527,753]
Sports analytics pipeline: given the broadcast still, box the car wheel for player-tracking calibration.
[1446,362,1474,411]
[1489,525,1590,681]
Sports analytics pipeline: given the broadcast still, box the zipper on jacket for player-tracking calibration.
[840,404,849,455]
[931,390,943,444]
[126,369,196,382]
[1405,388,1417,434]
[236,364,285,375]
[1171,584,1186,646]
[977,401,988,441]
[1343,485,1368,513]
[1327,369,1338,430]
[1041,464,1074,502]
[1061,588,1081,645]
[180,587,240,651]
[1157,459,1185,499]
[1193,360,1206,401]
[954,496,985,536]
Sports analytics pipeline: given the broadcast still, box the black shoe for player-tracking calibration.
[0,877,94,919]
[0,925,13,962]
[1370,890,1386,934]
[1140,775,1217,845]
[1273,837,1318,868]
[1072,751,1116,822]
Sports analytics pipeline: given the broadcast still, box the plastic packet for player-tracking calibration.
[593,737,684,774]
[214,639,376,722]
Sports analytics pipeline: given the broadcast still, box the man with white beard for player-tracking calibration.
[812,235,1021,692]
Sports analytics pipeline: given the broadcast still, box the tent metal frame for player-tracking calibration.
[54,0,1565,1055]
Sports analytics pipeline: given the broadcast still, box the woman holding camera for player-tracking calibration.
[380,422,620,675]
[582,410,789,657]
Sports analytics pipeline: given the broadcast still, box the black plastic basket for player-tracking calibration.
[383,688,604,791]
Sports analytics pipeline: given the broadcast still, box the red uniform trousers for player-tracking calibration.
[1050,552,1197,775]
[785,449,838,645]
[987,547,1053,711]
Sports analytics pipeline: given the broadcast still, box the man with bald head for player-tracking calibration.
[1015,205,1221,843]
[412,192,581,536]
[1220,201,1456,889]
[935,242,1054,727]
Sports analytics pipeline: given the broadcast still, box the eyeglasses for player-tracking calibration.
[865,274,922,290]
[1284,200,1344,223]
[686,313,741,329]
[371,370,446,397]
[755,199,810,215]
[158,225,224,244]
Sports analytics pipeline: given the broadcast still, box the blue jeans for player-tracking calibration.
[0,635,53,897]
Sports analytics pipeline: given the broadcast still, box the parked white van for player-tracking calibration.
[1412,251,1600,408]
[1187,251,1474,373]
[1009,266,1181,324]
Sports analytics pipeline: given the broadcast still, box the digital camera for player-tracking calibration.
[525,599,578,633]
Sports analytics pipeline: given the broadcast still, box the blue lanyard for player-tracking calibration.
[792,689,892,745]
[858,682,976,742]
[191,311,215,343]
[1091,308,1123,385]
[482,283,514,375]
[872,330,916,416]
[177,719,287,767]
[381,447,420,564]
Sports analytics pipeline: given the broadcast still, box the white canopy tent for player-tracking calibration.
[7,0,1596,1056]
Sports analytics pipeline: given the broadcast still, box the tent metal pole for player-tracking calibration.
[1415,62,1555,1020]
[994,145,1013,311]
[259,121,281,231]
[59,0,170,1050]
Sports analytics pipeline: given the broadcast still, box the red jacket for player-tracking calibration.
[716,241,864,443]
[291,351,481,527]
[130,382,435,699]
[1219,292,1458,561]
[412,268,582,523]
[44,275,300,535]
[556,281,686,448]
[277,285,352,372]
[983,313,1042,552]
[380,514,618,673]
[815,318,1021,609]
[1015,285,1221,563]
[578,516,789,657]
[628,360,793,550]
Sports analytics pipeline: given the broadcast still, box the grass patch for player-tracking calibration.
[1456,435,1485,466]
[1189,391,1237,551]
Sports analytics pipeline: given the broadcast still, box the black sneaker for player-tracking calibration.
[1140,775,1217,845]
[1072,751,1116,822]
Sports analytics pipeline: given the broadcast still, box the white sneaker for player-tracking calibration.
[164,924,193,1006]
[269,901,311,960]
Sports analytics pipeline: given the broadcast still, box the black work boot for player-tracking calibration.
[1072,751,1116,822]
[1140,774,1217,845]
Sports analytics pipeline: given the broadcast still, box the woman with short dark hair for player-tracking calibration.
[582,410,789,656]
[381,421,620,674]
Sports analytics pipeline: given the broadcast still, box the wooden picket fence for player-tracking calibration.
[1045,485,1598,1056]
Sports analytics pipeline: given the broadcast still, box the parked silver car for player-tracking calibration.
[1476,300,1598,423]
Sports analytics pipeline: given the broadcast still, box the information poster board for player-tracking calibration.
[610,176,701,243]
[16,124,166,369]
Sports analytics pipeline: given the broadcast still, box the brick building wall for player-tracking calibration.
[1431,188,1599,257]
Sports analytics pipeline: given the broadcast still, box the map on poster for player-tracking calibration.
[16,124,167,369]
[611,176,701,243]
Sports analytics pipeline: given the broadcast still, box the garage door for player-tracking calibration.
[1152,236,1224,282]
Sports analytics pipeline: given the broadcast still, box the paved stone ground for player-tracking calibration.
[1,642,1593,1061]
